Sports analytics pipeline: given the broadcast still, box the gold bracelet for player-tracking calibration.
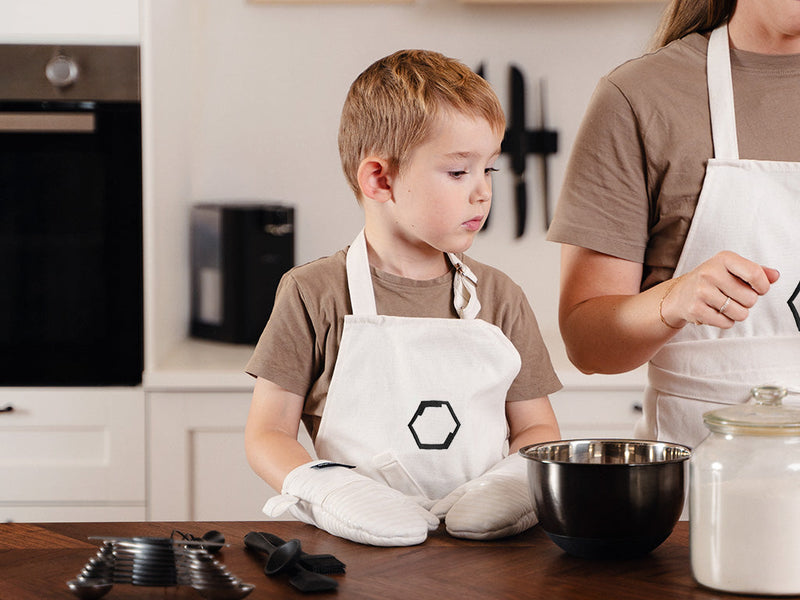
[658,278,683,330]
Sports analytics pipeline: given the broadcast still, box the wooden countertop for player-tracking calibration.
[0,521,776,599]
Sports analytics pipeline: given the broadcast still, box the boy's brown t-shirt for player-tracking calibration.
[246,248,562,440]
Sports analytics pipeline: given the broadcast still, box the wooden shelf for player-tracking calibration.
[247,0,412,4]
[459,0,664,3]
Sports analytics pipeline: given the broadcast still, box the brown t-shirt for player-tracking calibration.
[246,248,562,440]
[548,33,800,291]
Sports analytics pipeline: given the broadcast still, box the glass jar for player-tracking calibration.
[690,385,800,595]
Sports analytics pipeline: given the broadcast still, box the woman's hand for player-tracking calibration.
[558,246,781,375]
[660,251,780,329]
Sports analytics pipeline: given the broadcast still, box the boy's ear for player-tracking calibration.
[357,157,394,203]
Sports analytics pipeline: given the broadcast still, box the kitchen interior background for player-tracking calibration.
[2,0,664,382]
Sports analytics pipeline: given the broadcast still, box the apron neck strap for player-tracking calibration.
[346,230,378,316]
[345,229,481,319]
[707,23,740,160]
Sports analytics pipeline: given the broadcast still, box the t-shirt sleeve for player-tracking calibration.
[476,268,561,402]
[245,270,318,398]
[505,293,562,402]
[547,75,650,263]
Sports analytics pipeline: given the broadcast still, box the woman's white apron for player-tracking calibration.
[314,230,521,501]
[636,25,800,449]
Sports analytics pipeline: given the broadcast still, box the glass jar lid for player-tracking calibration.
[704,385,800,435]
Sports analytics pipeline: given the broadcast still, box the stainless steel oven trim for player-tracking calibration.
[0,44,139,102]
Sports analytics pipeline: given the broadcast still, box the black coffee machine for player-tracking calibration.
[190,203,294,344]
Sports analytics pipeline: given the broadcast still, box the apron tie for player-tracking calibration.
[448,255,481,320]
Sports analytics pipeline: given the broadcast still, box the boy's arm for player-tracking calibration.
[246,379,438,547]
[506,396,561,454]
[244,376,313,492]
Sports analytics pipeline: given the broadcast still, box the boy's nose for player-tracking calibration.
[471,178,491,203]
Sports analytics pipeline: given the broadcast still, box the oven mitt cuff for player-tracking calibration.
[430,453,536,540]
[262,460,438,547]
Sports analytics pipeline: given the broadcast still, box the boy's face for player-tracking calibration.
[387,111,502,256]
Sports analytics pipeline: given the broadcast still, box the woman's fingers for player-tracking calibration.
[720,250,775,295]
[670,252,778,329]
[763,266,781,284]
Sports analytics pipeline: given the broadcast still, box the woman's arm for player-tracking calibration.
[558,245,674,374]
[244,376,314,492]
[558,245,779,375]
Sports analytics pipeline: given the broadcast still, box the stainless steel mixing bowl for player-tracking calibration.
[520,439,691,559]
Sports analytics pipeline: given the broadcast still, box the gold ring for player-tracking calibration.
[718,296,732,314]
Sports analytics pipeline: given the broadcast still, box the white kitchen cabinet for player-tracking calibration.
[552,388,643,440]
[0,388,146,522]
[551,368,647,440]
[144,370,645,522]
[147,391,316,522]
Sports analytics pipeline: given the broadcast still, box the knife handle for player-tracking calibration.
[515,176,527,238]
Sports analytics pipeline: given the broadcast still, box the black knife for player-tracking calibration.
[509,65,527,238]
[539,77,552,229]
[476,62,490,232]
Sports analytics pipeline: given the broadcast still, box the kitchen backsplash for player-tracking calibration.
[153,0,664,367]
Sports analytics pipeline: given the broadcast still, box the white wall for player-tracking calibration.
[142,0,666,373]
[0,0,139,44]
[0,0,665,375]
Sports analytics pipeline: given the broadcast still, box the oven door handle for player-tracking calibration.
[0,112,95,133]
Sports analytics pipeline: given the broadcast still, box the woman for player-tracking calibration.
[547,0,800,448]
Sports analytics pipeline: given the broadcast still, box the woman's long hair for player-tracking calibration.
[650,0,737,49]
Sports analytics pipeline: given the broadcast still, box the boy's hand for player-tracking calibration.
[263,460,438,547]
[431,454,537,540]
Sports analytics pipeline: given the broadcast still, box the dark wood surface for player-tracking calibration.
[0,520,780,599]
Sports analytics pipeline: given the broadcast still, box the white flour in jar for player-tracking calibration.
[691,477,800,595]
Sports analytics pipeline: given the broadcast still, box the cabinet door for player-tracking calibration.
[0,388,145,518]
[551,388,644,440]
[147,392,315,521]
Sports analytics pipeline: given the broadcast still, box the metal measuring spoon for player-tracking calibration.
[66,579,113,600]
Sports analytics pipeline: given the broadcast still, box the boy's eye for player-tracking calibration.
[448,167,498,179]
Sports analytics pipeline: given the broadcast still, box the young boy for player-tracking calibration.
[244,49,561,547]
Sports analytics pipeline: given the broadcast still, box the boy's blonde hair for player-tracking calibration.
[338,49,506,199]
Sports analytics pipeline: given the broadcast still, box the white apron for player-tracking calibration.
[314,230,521,501]
[636,25,800,449]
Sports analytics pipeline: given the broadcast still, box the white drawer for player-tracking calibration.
[0,388,145,505]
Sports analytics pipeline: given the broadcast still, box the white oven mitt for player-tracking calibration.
[430,453,536,540]
[262,460,439,547]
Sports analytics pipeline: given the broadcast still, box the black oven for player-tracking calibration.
[0,45,142,386]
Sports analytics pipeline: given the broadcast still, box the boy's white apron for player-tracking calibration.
[636,24,800,449]
[314,230,521,501]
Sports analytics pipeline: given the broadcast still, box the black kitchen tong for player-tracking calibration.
[244,531,344,592]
